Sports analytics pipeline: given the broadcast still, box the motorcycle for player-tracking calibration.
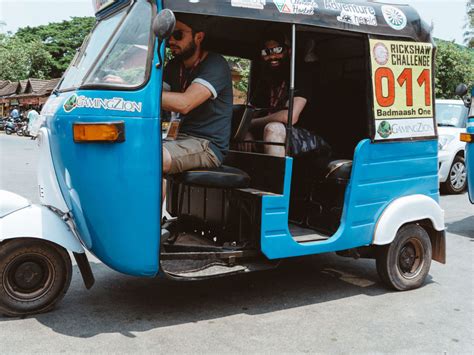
[16,120,29,136]
[4,118,17,135]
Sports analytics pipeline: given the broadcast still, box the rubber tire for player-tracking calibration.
[16,129,24,136]
[441,155,467,194]
[376,224,432,291]
[0,239,72,317]
[5,129,12,135]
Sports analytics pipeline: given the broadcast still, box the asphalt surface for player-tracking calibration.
[0,132,473,353]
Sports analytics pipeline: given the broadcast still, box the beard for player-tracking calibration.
[173,39,197,61]
[262,56,290,84]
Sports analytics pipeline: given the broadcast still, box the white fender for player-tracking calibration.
[373,194,445,245]
[37,127,69,213]
[0,194,84,253]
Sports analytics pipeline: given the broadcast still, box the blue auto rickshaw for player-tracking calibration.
[0,0,446,316]
[459,85,474,203]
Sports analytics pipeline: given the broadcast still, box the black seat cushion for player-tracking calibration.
[324,160,352,182]
[167,165,250,189]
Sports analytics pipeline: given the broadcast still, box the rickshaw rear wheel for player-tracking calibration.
[0,239,72,317]
[376,224,432,291]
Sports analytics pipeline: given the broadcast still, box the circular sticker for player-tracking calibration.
[377,121,392,139]
[373,42,389,65]
[382,5,407,31]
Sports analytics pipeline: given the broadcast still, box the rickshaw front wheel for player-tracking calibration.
[376,224,432,291]
[0,239,72,317]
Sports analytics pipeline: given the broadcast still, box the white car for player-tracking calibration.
[437,99,469,194]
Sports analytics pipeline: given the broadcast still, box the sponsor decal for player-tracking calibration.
[63,94,142,113]
[381,5,407,31]
[273,0,318,15]
[373,42,389,65]
[376,119,435,140]
[231,0,266,9]
[370,39,434,140]
[324,0,377,27]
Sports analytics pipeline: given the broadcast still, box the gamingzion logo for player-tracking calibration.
[273,0,318,15]
[377,121,392,139]
[381,5,407,31]
[63,94,142,113]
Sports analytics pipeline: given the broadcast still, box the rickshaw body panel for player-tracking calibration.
[45,68,163,276]
[261,139,439,259]
[467,116,474,203]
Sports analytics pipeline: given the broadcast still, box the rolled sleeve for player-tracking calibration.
[192,78,218,99]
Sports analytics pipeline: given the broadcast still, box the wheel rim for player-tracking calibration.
[397,238,425,279]
[450,161,466,190]
[3,253,56,302]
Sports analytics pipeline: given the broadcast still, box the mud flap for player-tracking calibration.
[73,252,95,289]
[431,230,446,264]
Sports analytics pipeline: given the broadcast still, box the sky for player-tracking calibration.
[0,0,470,45]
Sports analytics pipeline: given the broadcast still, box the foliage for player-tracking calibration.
[15,17,95,78]
[434,39,474,99]
[0,35,54,80]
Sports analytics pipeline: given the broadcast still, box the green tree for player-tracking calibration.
[0,35,53,80]
[15,17,95,78]
[435,39,474,98]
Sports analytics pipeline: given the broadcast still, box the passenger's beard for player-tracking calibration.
[175,40,197,61]
[263,57,290,84]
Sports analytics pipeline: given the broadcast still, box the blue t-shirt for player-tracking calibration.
[163,52,233,162]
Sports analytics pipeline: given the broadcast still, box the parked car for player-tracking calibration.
[436,99,469,194]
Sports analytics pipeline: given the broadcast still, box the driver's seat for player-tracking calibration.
[167,165,250,189]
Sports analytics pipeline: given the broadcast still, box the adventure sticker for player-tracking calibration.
[231,0,266,10]
[273,0,318,15]
[381,5,407,31]
[63,93,142,113]
[324,0,377,27]
[370,39,434,140]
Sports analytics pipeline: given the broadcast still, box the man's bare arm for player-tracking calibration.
[250,97,307,128]
[162,83,212,115]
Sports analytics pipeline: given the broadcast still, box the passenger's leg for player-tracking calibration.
[263,122,286,157]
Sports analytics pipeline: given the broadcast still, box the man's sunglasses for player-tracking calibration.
[171,29,191,41]
[261,46,284,57]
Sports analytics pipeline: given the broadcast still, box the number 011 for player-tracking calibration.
[375,68,431,108]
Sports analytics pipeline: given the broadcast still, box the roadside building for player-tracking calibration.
[0,78,61,117]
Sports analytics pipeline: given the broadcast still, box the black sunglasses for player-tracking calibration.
[261,46,285,57]
[171,29,192,41]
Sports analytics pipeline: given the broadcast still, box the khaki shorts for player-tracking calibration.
[164,134,221,174]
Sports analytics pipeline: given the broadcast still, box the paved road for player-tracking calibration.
[0,132,473,353]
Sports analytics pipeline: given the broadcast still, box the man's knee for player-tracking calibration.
[163,147,172,173]
[263,122,286,141]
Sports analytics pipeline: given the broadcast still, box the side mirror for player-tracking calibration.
[455,83,468,98]
[152,9,176,41]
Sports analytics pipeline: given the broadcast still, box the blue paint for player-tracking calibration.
[46,35,165,276]
[467,88,474,203]
[261,139,439,259]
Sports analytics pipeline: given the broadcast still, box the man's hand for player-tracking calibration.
[103,74,126,85]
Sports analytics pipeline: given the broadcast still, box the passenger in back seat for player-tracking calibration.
[243,31,328,157]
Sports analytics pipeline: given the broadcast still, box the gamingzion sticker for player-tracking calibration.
[63,94,143,113]
[273,0,318,15]
[324,0,377,27]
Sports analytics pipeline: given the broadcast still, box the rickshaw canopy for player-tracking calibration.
[163,0,433,43]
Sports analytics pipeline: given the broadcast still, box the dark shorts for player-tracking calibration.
[164,134,221,174]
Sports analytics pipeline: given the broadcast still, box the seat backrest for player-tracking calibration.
[231,104,255,142]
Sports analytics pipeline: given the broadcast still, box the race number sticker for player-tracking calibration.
[370,39,435,140]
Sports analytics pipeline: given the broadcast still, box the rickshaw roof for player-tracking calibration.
[163,0,432,43]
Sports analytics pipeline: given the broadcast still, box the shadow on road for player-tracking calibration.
[446,216,474,239]
[0,253,434,338]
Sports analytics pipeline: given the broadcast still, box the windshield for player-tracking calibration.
[58,10,126,91]
[435,102,468,128]
[84,0,152,87]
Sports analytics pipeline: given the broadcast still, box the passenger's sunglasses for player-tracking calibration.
[261,46,284,57]
[171,29,191,41]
